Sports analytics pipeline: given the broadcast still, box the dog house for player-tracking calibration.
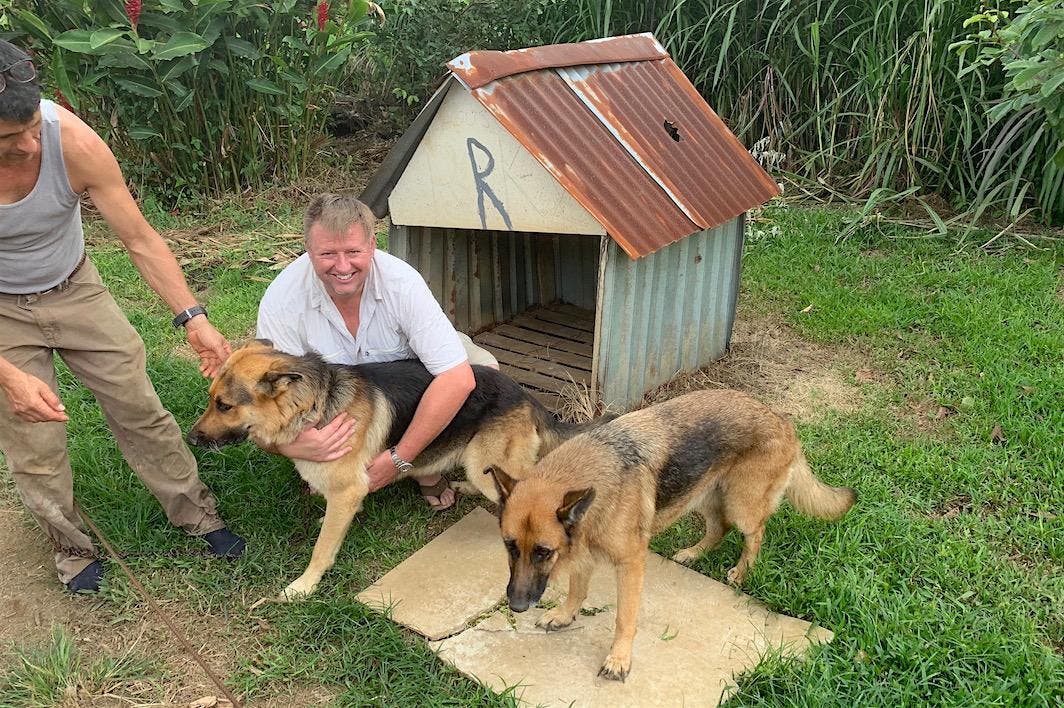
[361,33,779,412]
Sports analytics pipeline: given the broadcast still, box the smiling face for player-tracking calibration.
[306,221,375,304]
[0,111,41,166]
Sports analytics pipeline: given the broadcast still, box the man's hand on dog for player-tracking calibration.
[184,317,232,378]
[365,451,398,492]
[277,413,355,462]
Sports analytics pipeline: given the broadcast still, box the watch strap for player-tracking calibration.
[172,304,208,328]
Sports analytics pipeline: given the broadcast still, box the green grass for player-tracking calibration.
[3,202,1062,705]
[0,627,161,707]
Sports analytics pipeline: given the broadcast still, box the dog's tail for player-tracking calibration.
[784,449,856,520]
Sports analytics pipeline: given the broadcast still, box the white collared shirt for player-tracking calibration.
[256,250,467,375]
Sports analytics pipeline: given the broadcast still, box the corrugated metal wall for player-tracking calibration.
[594,215,744,411]
[391,217,744,413]
[389,225,600,333]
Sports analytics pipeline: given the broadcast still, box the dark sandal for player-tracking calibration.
[417,477,456,512]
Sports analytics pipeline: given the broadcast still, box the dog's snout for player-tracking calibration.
[187,429,205,447]
[508,597,531,613]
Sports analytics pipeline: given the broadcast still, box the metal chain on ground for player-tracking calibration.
[77,507,244,708]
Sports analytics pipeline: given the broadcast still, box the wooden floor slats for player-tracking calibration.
[473,303,596,412]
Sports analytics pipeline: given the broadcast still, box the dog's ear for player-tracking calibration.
[557,487,595,533]
[488,466,518,507]
[256,370,302,396]
[253,338,275,349]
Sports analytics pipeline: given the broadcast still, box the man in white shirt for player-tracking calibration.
[257,193,497,510]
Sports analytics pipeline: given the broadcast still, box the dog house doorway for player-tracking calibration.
[390,226,601,412]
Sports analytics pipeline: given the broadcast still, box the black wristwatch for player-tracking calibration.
[172,304,208,328]
[389,446,414,475]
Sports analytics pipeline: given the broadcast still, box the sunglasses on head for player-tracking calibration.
[0,59,37,94]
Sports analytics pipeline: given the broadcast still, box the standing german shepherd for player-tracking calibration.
[187,339,597,600]
[490,388,855,681]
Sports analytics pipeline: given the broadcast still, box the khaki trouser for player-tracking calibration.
[457,332,499,369]
[0,257,224,583]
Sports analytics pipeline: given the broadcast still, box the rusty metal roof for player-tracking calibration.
[446,33,780,259]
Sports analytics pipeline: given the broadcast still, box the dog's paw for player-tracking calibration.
[671,547,701,565]
[278,577,317,601]
[536,607,576,631]
[726,565,746,586]
[598,653,631,682]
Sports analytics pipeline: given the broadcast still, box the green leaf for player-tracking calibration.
[160,55,197,84]
[1013,63,1045,88]
[96,0,133,25]
[115,76,164,98]
[1054,142,1064,169]
[311,48,350,76]
[157,0,187,12]
[245,78,286,95]
[50,51,78,111]
[223,37,261,60]
[98,50,152,71]
[128,127,164,140]
[13,10,51,42]
[153,32,209,61]
[89,29,127,51]
[174,89,195,113]
[1031,19,1062,50]
[1041,69,1064,97]
[138,11,184,34]
[52,30,97,54]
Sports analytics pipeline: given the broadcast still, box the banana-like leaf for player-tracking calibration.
[245,77,286,95]
[160,55,197,84]
[153,32,209,61]
[50,50,78,110]
[13,9,52,42]
[115,76,164,98]
[223,37,260,59]
[174,88,196,113]
[89,28,127,51]
[53,30,98,54]
[128,126,164,140]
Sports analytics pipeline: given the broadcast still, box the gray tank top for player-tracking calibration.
[0,100,84,294]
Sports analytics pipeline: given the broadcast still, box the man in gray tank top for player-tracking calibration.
[0,40,245,593]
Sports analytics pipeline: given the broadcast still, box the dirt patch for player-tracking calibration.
[0,487,83,670]
[643,311,870,421]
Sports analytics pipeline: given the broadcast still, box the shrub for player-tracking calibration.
[5,0,377,200]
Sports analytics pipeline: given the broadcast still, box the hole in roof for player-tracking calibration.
[663,120,681,142]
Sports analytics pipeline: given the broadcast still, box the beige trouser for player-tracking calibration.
[0,258,224,583]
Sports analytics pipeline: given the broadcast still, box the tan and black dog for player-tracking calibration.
[188,339,599,600]
[490,388,856,681]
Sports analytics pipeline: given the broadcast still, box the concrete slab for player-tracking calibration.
[359,508,834,706]
[357,507,510,641]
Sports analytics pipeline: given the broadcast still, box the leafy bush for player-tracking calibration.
[355,0,560,128]
[5,0,376,200]
[954,0,1064,224]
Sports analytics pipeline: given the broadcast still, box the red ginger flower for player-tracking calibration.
[55,91,74,113]
[317,0,328,31]
[125,0,142,29]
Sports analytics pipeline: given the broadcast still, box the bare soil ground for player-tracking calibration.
[0,311,875,706]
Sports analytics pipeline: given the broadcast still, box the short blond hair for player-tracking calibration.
[303,193,376,246]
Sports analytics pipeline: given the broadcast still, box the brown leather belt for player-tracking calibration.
[0,252,87,298]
